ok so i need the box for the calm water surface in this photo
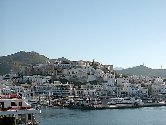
[37,107,166,125]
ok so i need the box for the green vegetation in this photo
[116,65,166,78]
[0,51,49,75]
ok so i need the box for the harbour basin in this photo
[38,106,166,125]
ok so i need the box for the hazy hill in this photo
[116,65,166,78]
[0,51,49,75]
[114,67,124,70]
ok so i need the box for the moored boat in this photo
[107,97,144,108]
[0,94,41,125]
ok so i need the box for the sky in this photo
[1,0,166,69]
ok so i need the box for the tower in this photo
[142,62,144,66]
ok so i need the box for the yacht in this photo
[0,94,41,125]
[107,97,144,107]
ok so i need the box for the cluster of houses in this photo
[0,58,166,102]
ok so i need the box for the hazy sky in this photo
[1,0,166,69]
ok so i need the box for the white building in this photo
[103,73,113,81]
[160,85,166,94]
[34,82,73,97]
[154,77,164,85]
[30,75,51,85]
[1,86,24,95]
[139,87,148,97]
[116,78,129,86]
[151,84,160,96]
[120,83,139,96]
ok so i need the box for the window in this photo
[19,102,22,106]
[11,102,17,106]
[28,114,32,120]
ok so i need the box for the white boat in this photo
[107,97,144,106]
[0,94,41,125]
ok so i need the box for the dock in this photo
[66,103,166,110]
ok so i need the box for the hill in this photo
[0,51,49,75]
[116,65,166,78]
[113,67,124,70]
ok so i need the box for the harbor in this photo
[36,95,166,110]
[2,0,166,124]
[1,53,166,124]
[38,106,166,125]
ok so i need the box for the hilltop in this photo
[0,51,49,75]
[116,65,166,78]
[1,51,166,78]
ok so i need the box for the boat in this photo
[67,97,104,110]
[0,94,41,125]
[107,97,144,108]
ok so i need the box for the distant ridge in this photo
[0,51,49,75]
[113,67,124,70]
[116,65,166,78]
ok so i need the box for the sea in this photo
[37,107,166,125]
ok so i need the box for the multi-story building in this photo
[116,78,129,86]
[34,81,73,97]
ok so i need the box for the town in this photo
[1,57,166,110]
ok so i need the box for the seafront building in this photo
[0,74,165,100]
[0,58,166,105]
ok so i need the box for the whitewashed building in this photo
[116,78,129,86]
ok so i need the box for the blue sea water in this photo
[38,107,166,125]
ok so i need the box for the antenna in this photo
[161,65,162,69]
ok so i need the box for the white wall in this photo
[117,78,129,85]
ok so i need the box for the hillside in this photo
[0,51,49,75]
[1,51,166,78]
[116,65,166,78]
